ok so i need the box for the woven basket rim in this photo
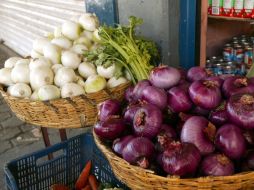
[93,131,254,182]
[0,82,131,103]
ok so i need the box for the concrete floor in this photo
[0,44,89,189]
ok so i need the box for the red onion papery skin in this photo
[133,104,162,139]
[133,80,151,101]
[94,117,126,141]
[112,135,135,156]
[227,93,254,129]
[162,142,201,176]
[215,124,246,159]
[187,66,208,82]
[124,86,135,102]
[167,86,193,113]
[247,151,254,169]
[122,137,155,169]
[97,99,121,121]
[209,102,228,126]
[201,154,234,176]
[243,130,254,146]
[191,106,210,116]
[156,124,177,152]
[189,80,222,110]
[222,76,254,98]
[181,116,216,155]
[206,76,224,88]
[149,65,181,89]
[123,103,141,124]
[141,85,167,110]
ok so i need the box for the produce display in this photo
[94,65,254,177]
[0,14,159,101]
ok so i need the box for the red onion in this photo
[189,80,221,110]
[215,124,246,159]
[162,142,201,176]
[149,65,181,89]
[124,86,135,102]
[112,135,135,156]
[133,104,162,139]
[167,86,192,113]
[122,137,155,169]
[181,116,215,155]
[209,102,228,126]
[94,117,126,141]
[247,151,254,169]
[133,80,151,100]
[206,76,224,88]
[227,93,254,129]
[222,76,254,98]
[141,85,167,110]
[123,103,141,124]
[98,99,121,121]
[191,106,210,116]
[156,124,177,152]
[187,66,208,82]
[201,154,234,176]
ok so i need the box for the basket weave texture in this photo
[94,132,254,190]
[0,82,130,128]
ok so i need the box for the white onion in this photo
[51,64,63,74]
[79,13,99,32]
[77,76,86,88]
[74,37,92,48]
[54,26,63,38]
[33,37,50,54]
[62,21,82,40]
[43,43,61,65]
[97,64,115,79]
[45,32,54,40]
[61,83,85,98]
[51,37,72,49]
[107,77,128,88]
[81,30,94,40]
[38,85,60,101]
[70,14,81,22]
[84,75,106,93]
[4,57,22,68]
[78,62,97,79]
[71,44,88,55]
[8,83,32,98]
[0,68,13,86]
[11,64,30,84]
[54,67,77,87]
[93,29,101,42]
[16,59,30,65]
[31,49,43,59]
[30,66,54,90]
[30,90,39,101]
[61,50,81,69]
[29,57,52,70]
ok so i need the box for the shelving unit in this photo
[200,1,254,67]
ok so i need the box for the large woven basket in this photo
[0,83,130,128]
[94,132,254,190]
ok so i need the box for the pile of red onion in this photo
[94,65,254,178]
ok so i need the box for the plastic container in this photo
[4,133,129,190]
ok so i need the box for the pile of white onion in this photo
[0,13,128,101]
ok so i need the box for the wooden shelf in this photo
[208,15,254,22]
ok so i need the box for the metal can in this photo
[214,63,224,75]
[223,65,235,75]
[234,0,244,17]
[243,0,254,18]
[234,45,244,63]
[223,46,234,61]
[223,0,234,16]
[243,42,250,47]
[240,63,247,75]
[244,46,253,66]
[233,37,239,41]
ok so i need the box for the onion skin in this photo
[189,80,222,110]
[215,124,246,159]
[222,76,254,98]
[133,104,162,139]
[98,99,121,121]
[124,86,135,102]
[167,86,192,113]
[123,103,141,124]
[209,102,228,126]
[227,93,254,129]
[149,65,181,89]
[187,67,208,82]
[201,154,234,176]
[162,142,201,176]
[133,80,151,101]
[122,137,155,169]
[156,124,177,152]
[94,118,126,141]
[181,116,215,155]
[141,86,167,110]
[112,135,135,156]
[206,76,224,88]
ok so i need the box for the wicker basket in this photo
[0,82,130,128]
[94,132,254,190]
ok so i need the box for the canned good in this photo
[244,46,253,66]
[234,0,244,17]
[234,45,244,63]
[223,46,234,61]
[240,63,247,75]
[223,65,236,74]
[243,0,254,18]
[212,0,224,15]
[233,37,239,41]
[223,0,234,16]
[213,63,224,75]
